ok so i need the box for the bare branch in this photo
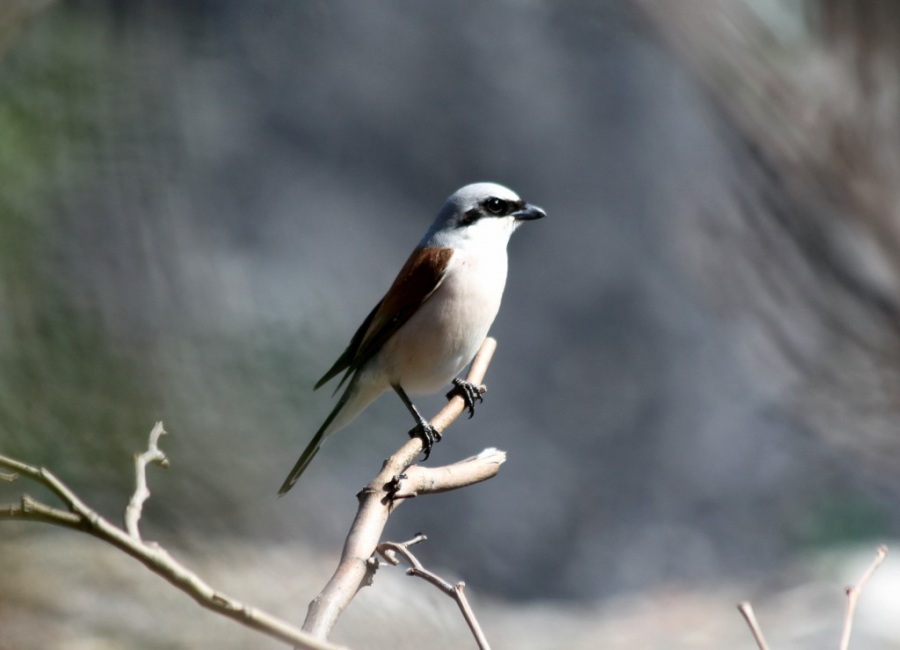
[377,535,491,650]
[0,431,346,650]
[736,601,770,650]
[125,421,169,540]
[738,544,889,650]
[0,450,100,520]
[840,545,888,650]
[303,337,501,640]
[1,494,85,528]
[389,448,506,499]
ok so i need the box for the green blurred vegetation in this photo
[795,493,889,549]
[0,6,157,490]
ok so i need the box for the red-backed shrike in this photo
[278,182,545,494]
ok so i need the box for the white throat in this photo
[422,215,518,252]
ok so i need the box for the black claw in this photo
[446,378,485,418]
[408,422,442,460]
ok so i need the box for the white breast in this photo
[377,244,509,395]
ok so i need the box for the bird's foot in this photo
[408,421,442,460]
[446,378,485,418]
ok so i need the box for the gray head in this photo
[421,182,545,249]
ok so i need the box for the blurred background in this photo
[2,1,900,648]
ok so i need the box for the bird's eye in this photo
[484,197,508,215]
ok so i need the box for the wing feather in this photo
[314,246,453,389]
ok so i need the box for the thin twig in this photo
[377,535,491,650]
[302,337,500,640]
[839,545,888,650]
[0,429,345,650]
[737,601,770,650]
[125,421,169,540]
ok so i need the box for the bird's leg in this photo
[392,385,442,460]
[446,377,485,419]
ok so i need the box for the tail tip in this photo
[277,477,296,496]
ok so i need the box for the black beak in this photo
[513,203,546,221]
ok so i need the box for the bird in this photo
[278,182,545,495]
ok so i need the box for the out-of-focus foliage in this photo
[0,7,157,493]
[640,0,900,480]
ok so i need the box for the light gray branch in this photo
[0,427,346,650]
[378,535,491,650]
[389,447,506,499]
[302,337,502,641]
[125,420,169,540]
[736,601,770,650]
[737,544,889,650]
[840,545,888,650]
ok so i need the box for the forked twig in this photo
[377,534,491,650]
[737,544,889,650]
[302,337,503,641]
[1,339,506,648]
[840,545,888,650]
[0,426,343,650]
[125,421,169,540]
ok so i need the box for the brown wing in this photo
[315,246,453,390]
